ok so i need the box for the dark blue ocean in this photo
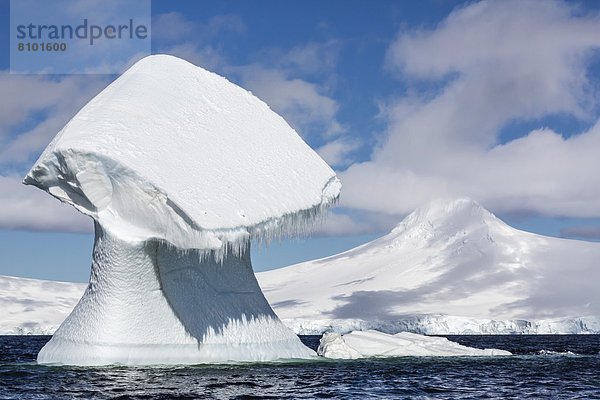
[1,335,599,399]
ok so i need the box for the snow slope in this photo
[0,275,84,335]
[257,198,600,334]
[22,55,339,365]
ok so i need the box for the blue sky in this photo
[1,0,600,282]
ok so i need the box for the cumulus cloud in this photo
[232,64,344,139]
[341,0,600,218]
[0,74,109,166]
[152,12,346,141]
[308,208,402,238]
[560,226,600,240]
[0,176,91,232]
[152,12,196,42]
[230,41,346,140]
[254,40,341,76]
[238,42,345,139]
[151,13,246,71]
[311,212,374,237]
[316,138,360,167]
[160,43,225,71]
[143,17,353,235]
[1,12,349,233]
[153,12,245,43]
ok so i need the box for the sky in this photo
[1,0,600,282]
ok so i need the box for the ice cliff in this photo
[24,54,340,365]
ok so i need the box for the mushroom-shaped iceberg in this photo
[24,55,341,365]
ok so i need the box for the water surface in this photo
[1,335,598,399]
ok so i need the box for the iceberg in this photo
[317,330,511,359]
[23,55,340,365]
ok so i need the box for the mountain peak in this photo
[389,197,499,246]
[258,198,600,332]
[394,197,493,228]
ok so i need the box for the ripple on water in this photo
[0,335,598,399]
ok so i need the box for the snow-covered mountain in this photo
[0,275,85,335]
[257,198,600,334]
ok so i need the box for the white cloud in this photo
[204,14,246,36]
[310,212,374,237]
[161,43,225,71]
[0,176,91,232]
[255,40,341,76]
[232,65,344,138]
[0,71,107,232]
[151,13,246,72]
[1,11,350,233]
[341,0,600,218]
[235,41,345,139]
[153,13,245,43]
[152,12,196,42]
[281,41,339,74]
[0,13,235,170]
[560,226,600,240]
[0,74,109,165]
[152,12,346,141]
[316,138,360,167]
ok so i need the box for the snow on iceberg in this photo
[317,330,511,359]
[23,54,340,365]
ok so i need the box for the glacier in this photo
[279,315,600,336]
[23,54,340,365]
[257,198,600,335]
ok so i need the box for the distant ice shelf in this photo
[281,315,600,335]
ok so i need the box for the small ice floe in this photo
[537,349,576,356]
[317,330,511,359]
